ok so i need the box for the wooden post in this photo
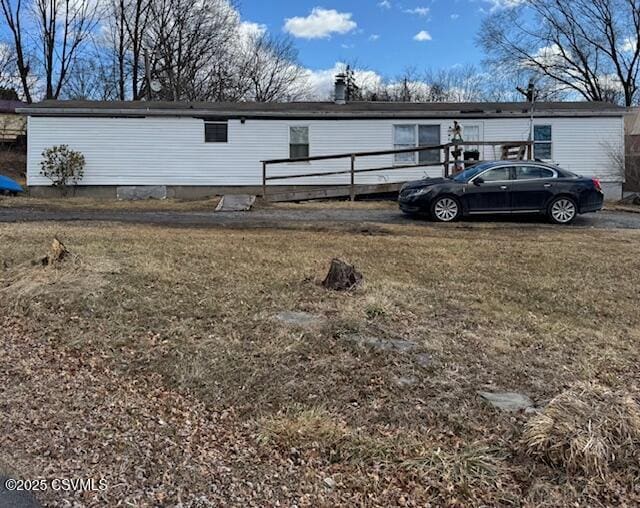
[262,161,267,199]
[444,144,450,178]
[350,154,356,201]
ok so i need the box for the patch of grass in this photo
[520,382,640,477]
[1,219,640,505]
[402,444,510,492]
[0,196,219,211]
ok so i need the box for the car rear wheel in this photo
[431,196,461,222]
[548,196,577,224]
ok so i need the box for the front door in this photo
[463,166,512,212]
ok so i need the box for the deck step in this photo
[266,182,404,202]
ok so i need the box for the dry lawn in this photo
[1,218,640,506]
[0,195,220,212]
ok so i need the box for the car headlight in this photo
[409,187,429,197]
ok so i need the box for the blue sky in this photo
[239,1,501,77]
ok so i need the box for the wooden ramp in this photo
[262,140,533,203]
[266,182,404,202]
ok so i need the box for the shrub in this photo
[39,145,85,194]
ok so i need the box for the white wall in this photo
[26,115,624,188]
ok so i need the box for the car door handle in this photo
[500,185,508,190]
[543,183,552,188]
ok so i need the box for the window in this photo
[418,125,440,164]
[462,124,481,158]
[204,122,228,143]
[479,167,511,182]
[394,124,441,164]
[534,125,552,159]
[514,165,555,180]
[394,125,417,163]
[289,126,309,159]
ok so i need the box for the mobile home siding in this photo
[26,115,624,192]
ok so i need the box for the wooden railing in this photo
[262,140,533,201]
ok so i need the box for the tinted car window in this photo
[515,166,555,179]
[479,167,511,182]
[452,162,494,182]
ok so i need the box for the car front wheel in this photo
[431,196,461,222]
[548,196,577,224]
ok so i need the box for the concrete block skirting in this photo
[27,185,267,200]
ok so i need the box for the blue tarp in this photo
[0,175,24,193]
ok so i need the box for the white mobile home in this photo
[19,98,626,200]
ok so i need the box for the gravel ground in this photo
[1,206,640,230]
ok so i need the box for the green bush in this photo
[40,145,85,194]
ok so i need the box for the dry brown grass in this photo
[1,219,640,506]
[0,195,220,211]
[520,382,640,477]
[1,251,119,313]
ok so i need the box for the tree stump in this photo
[322,258,363,291]
[41,237,69,266]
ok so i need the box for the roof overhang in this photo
[16,100,627,119]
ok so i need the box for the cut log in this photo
[322,258,363,291]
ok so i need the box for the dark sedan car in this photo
[398,161,604,224]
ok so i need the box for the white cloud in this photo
[531,44,564,67]
[239,21,267,39]
[404,7,430,16]
[378,0,391,8]
[622,37,638,53]
[369,34,380,41]
[413,30,432,42]
[484,0,525,11]
[284,8,357,39]
[304,62,383,99]
[450,13,460,20]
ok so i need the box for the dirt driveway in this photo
[1,204,640,230]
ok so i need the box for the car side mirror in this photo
[473,177,484,186]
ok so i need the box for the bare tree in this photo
[1,0,34,102]
[244,34,309,102]
[358,65,489,102]
[62,54,118,99]
[0,43,18,94]
[0,0,99,102]
[146,0,238,101]
[33,0,100,99]
[480,0,640,106]
[107,0,152,99]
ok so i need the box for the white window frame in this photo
[460,123,482,156]
[533,124,553,160]
[393,124,441,165]
[393,124,419,165]
[288,125,310,161]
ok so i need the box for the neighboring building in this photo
[18,93,626,199]
[0,100,27,144]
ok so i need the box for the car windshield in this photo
[451,162,495,182]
